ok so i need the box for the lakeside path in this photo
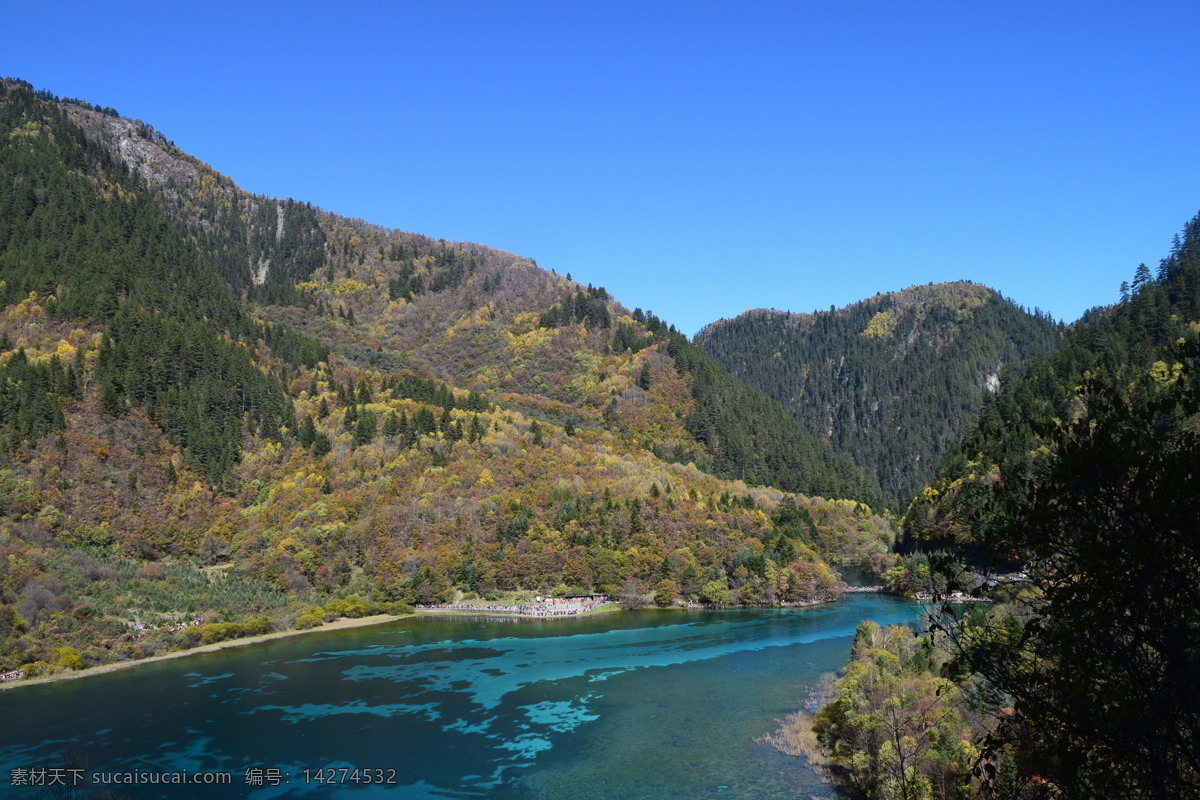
[0,614,412,692]
[415,598,619,618]
[419,604,624,616]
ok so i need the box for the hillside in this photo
[0,79,892,678]
[884,219,1200,798]
[905,227,1200,553]
[695,282,1063,504]
[53,83,882,507]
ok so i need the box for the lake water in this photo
[0,595,922,799]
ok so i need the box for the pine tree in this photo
[1132,262,1153,293]
[100,380,124,417]
[414,407,437,436]
[629,499,644,537]
[297,414,316,447]
[382,411,401,437]
[352,410,376,448]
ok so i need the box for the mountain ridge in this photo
[885,215,1200,799]
[39,77,882,505]
[695,280,1064,503]
[0,77,892,678]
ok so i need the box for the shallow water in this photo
[0,595,922,799]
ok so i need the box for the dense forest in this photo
[0,80,316,489]
[695,284,1062,504]
[0,78,894,679]
[4,77,1195,800]
[828,220,1200,799]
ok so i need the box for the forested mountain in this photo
[695,283,1063,504]
[5,75,1194,798]
[875,220,1200,798]
[0,80,315,491]
[905,222,1200,554]
[0,78,892,677]
[50,81,881,507]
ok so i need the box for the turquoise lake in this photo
[0,595,922,799]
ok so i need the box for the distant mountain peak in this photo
[695,281,1062,503]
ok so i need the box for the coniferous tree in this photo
[352,410,376,448]
[414,407,437,437]
[297,414,316,448]
[99,380,124,418]
[382,411,402,437]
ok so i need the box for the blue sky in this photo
[7,1,1200,335]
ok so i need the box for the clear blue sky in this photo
[7,1,1200,335]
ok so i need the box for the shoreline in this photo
[2,592,882,691]
[1,602,622,691]
[0,613,412,692]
